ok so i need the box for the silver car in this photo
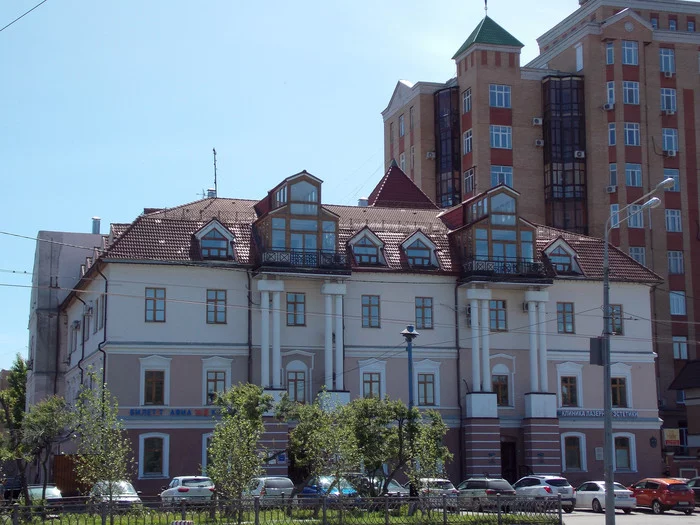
[160,476,215,503]
[248,476,295,505]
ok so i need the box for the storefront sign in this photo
[663,428,680,446]
[127,407,221,417]
[557,409,638,418]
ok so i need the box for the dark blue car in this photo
[298,476,359,503]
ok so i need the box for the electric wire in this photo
[0,0,49,33]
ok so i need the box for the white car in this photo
[160,476,215,503]
[90,480,142,507]
[575,481,635,514]
[513,475,575,513]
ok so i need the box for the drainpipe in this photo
[455,283,465,483]
[74,295,86,384]
[53,309,64,395]
[96,267,108,387]
[247,270,253,383]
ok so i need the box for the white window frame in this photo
[608,123,616,146]
[201,356,232,406]
[664,168,680,192]
[623,81,639,105]
[606,82,615,105]
[410,145,415,169]
[660,48,676,73]
[358,358,387,399]
[286,359,310,403]
[138,432,170,479]
[140,355,172,406]
[668,250,684,274]
[611,363,633,409]
[609,163,617,185]
[624,123,640,146]
[489,84,511,108]
[670,291,687,315]
[463,129,473,154]
[202,433,213,475]
[398,114,405,137]
[464,168,475,194]
[414,359,441,407]
[622,40,638,65]
[629,247,646,265]
[673,336,688,359]
[625,163,642,187]
[489,125,512,149]
[661,88,677,111]
[399,152,406,172]
[662,128,678,153]
[627,205,644,229]
[561,432,588,472]
[462,88,472,113]
[665,209,682,232]
[606,41,614,64]
[610,204,620,228]
[613,432,637,472]
[575,42,583,71]
[491,165,513,187]
[401,231,440,268]
[669,19,677,31]
[491,359,514,408]
[556,362,584,408]
[650,16,659,29]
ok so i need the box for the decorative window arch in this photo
[414,359,441,406]
[139,355,171,406]
[358,359,387,399]
[561,432,587,472]
[347,228,386,266]
[556,362,584,408]
[285,359,309,403]
[544,239,582,275]
[202,356,232,405]
[613,432,637,472]
[139,432,169,479]
[611,363,633,408]
[491,362,513,407]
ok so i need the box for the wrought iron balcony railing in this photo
[462,257,547,278]
[259,249,350,271]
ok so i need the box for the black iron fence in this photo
[259,250,350,271]
[462,258,547,278]
[0,495,563,525]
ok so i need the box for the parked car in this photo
[160,476,215,503]
[629,477,694,514]
[418,478,459,509]
[456,476,516,511]
[574,481,635,514]
[344,474,408,498]
[90,480,142,507]
[686,477,700,504]
[248,476,295,505]
[297,476,359,500]
[1,477,23,500]
[513,475,575,513]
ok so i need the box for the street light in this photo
[602,176,674,525]
[401,325,419,410]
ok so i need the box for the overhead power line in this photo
[0,0,49,33]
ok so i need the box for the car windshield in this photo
[668,483,690,491]
[427,481,455,490]
[29,487,61,499]
[97,481,137,495]
[489,480,514,490]
[182,478,213,488]
[319,477,353,490]
[545,479,569,487]
[387,480,404,490]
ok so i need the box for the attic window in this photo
[201,229,231,259]
[353,237,380,264]
[406,239,432,267]
[549,246,572,273]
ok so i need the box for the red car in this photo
[628,478,694,515]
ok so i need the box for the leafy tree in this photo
[0,355,31,503]
[404,410,452,492]
[207,383,272,502]
[73,369,134,500]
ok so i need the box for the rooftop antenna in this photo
[484,0,488,15]
[197,188,207,199]
[213,148,218,196]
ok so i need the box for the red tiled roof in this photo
[367,163,438,209]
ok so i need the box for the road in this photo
[564,509,697,525]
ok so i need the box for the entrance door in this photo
[501,442,517,484]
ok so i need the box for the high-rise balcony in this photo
[462,257,549,282]
[257,249,351,275]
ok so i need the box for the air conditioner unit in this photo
[603,102,615,111]
[665,150,677,157]
[574,150,586,159]
[426,151,436,160]
[664,71,674,78]
[664,109,676,116]
[532,117,543,126]
[535,139,545,147]
[606,185,617,193]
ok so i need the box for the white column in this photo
[470,298,480,392]
[480,299,491,392]
[537,301,548,391]
[272,291,282,389]
[528,301,539,392]
[334,294,344,390]
[324,293,333,389]
[260,290,270,388]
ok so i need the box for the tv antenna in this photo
[213,148,218,196]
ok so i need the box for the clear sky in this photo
[0,0,579,371]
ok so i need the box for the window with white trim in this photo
[490,125,512,149]
[140,356,171,406]
[463,88,472,113]
[609,163,617,185]
[650,16,659,29]
[398,114,405,137]
[286,360,308,403]
[624,123,640,146]
[669,19,678,30]
[464,168,475,194]
[463,129,472,154]
[606,82,615,105]
[139,432,169,479]
[359,359,386,399]
[557,362,583,408]
[661,88,677,111]
[629,247,645,265]
[625,163,642,187]
[611,378,628,408]
[673,336,688,359]
[670,291,687,315]
[662,128,678,153]
[399,152,406,172]
[415,360,440,407]
[622,41,638,65]
[665,209,682,232]
[490,166,513,188]
[664,168,680,192]
[660,48,676,73]
[410,145,415,169]
[613,433,637,472]
[606,42,614,64]
[561,432,587,472]
[575,43,583,71]
[491,363,512,407]
[489,84,511,108]
[610,204,620,228]
[668,250,684,274]
[608,123,616,146]
[202,356,232,405]
[627,204,644,229]
[623,81,639,105]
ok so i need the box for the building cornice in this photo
[381,80,448,121]
[453,44,522,63]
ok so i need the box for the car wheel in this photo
[473,498,482,512]
[623,508,632,514]
[564,505,574,513]
[684,509,693,515]
[592,499,603,513]
[651,500,663,514]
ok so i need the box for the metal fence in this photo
[0,495,563,525]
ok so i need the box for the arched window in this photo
[139,432,169,479]
[286,360,308,404]
[561,432,587,472]
[613,433,636,471]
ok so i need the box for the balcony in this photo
[462,257,549,282]
[257,249,350,275]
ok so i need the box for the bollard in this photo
[11,503,18,525]
[557,494,563,523]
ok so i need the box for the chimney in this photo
[207,188,217,198]
[358,197,369,207]
[91,217,101,235]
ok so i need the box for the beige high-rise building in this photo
[383,0,700,474]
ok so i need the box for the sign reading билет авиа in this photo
[126,407,222,417]
[557,409,638,418]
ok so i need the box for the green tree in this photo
[73,369,134,500]
[404,410,452,491]
[0,355,31,503]
[207,383,272,502]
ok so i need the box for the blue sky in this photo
[0,0,578,371]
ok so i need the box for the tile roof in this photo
[452,16,524,59]
[669,361,700,390]
[367,162,438,210]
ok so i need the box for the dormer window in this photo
[354,237,379,264]
[490,193,516,226]
[407,239,432,267]
[201,230,230,259]
[549,246,572,273]
[290,181,318,215]
[275,186,287,207]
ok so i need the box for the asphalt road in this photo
[564,508,698,525]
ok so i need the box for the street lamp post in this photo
[402,325,419,410]
[602,176,674,525]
